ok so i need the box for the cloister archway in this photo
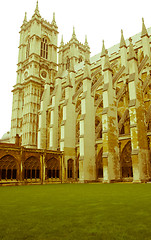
[45,158,60,179]
[23,156,40,180]
[0,155,18,181]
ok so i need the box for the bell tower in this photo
[11,1,58,147]
[58,28,89,73]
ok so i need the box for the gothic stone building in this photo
[1,2,151,184]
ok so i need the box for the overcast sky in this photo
[0,0,151,138]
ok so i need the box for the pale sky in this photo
[0,0,151,139]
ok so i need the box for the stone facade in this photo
[7,2,151,184]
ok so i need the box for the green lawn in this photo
[0,183,151,240]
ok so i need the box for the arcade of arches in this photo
[0,137,151,185]
[0,142,63,185]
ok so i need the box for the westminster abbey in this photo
[0,1,151,185]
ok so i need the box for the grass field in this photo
[0,183,151,240]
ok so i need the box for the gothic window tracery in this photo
[23,156,40,180]
[0,155,18,181]
[45,158,60,179]
[40,38,48,59]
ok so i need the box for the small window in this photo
[40,38,48,59]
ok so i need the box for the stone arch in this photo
[0,155,18,181]
[45,157,60,179]
[67,159,74,179]
[41,35,50,43]
[121,141,133,178]
[23,156,40,180]
[96,148,103,179]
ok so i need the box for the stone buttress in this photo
[79,59,96,182]
[127,38,150,182]
[102,50,120,183]
[60,70,76,180]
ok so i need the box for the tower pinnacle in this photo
[128,37,136,60]
[85,35,88,46]
[120,29,126,48]
[71,26,77,39]
[101,40,106,57]
[141,18,148,37]
[23,12,27,24]
[32,0,41,18]
[60,35,64,46]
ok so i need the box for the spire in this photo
[85,35,88,46]
[128,37,137,61]
[32,0,41,18]
[23,12,27,24]
[120,29,126,48]
[51,12,57,27]
[141,18,148,38]
[101,40,106,57]
[71,26,77,39]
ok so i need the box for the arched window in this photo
[26,39,30,58]
[66,57,70,70]
[40,38,48,59]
